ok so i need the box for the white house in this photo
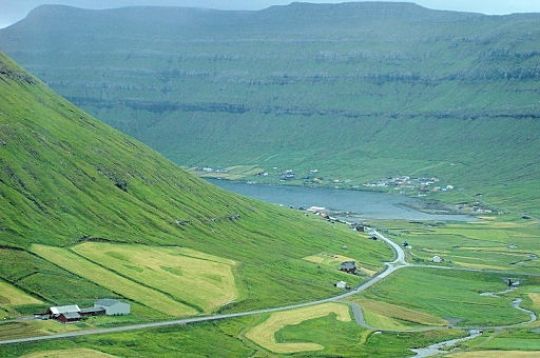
[94,299,131,316]
[48,305,80,316]
[335,281,348,289]
[431,256,443,263]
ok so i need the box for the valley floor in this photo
[1,220,539,357]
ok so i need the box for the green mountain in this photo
[0,52,389,317]
[1,2,540,215]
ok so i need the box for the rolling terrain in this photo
[0,51,391,333]
[1,2,540,356]
[1,2,540,215]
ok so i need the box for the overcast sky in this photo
[2,0,540,28]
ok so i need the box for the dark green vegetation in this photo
[1,2,540,215]
[0,51,390,321]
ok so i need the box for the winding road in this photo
[0,229,535,348]
[0,230,407,346]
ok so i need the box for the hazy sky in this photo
[2,0,540,28]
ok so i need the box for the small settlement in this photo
[45,299,130,323]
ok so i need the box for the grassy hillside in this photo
[0,52,391,320]
[1,2,539,215]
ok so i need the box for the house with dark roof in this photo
[340,261,357,274]
[57,312,81,323]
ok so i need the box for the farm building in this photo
[57,312,82,323]
[431,256,443,263]
[335,281,348,289]
[340,261,357,274]
[80,306,106,316]
[94,299,131,316]
[48,305,80,317]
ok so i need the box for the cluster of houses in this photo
[44,299,130,323]
[363,176,455,194]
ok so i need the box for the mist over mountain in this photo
[1,2,540,215]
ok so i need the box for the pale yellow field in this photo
[31,245,196,316]
[245,303,351,354]
[529,293,540,309]
[0,281,42,306]
[303,252,376,276]
[73,243,238,313]
[355,298,447,331]
[448,351,540,358]
[453,261,509,271]
[22,348,116,358]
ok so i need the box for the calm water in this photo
[209,180,473,222]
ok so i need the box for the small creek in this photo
[411,286,538,357]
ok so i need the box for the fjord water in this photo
[209,180,473,221]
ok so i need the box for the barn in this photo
[94,299,131,316]
[57,312,82,323]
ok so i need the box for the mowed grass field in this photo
[353,298,448,331]
[31,245,197,316]
[361,267,530,327]
[73,243,238,313]
[244,303,351,353]
[380,219,540,274]
[21,348,117,358]
[0,281,42,318]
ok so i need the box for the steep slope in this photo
[0,52,390,314]
[1,2,539,214]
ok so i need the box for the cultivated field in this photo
[383,219,540,274]
[31,245,196,316]
[0,281,42,318]
[73,243,238,313]
[0,281,42,307]
[22,348,116,358]
[353,298,447,330]
[361,267,530,327]
[244,303,351,353]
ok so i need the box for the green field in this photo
[354,298,448,331]
[378,218,540,274]
[360,267,531,327]
[244,303,351,353]
[0,312,466,358]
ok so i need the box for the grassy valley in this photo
[1,2,540,215]
[1,2,540,357]
[0,51,392,338]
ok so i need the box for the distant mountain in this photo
[1,2,539,215]
[0,52,388,311]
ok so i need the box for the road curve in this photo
[0,230,406,346]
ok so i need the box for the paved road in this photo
[0,230,406,346]
[1,228,536,346]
